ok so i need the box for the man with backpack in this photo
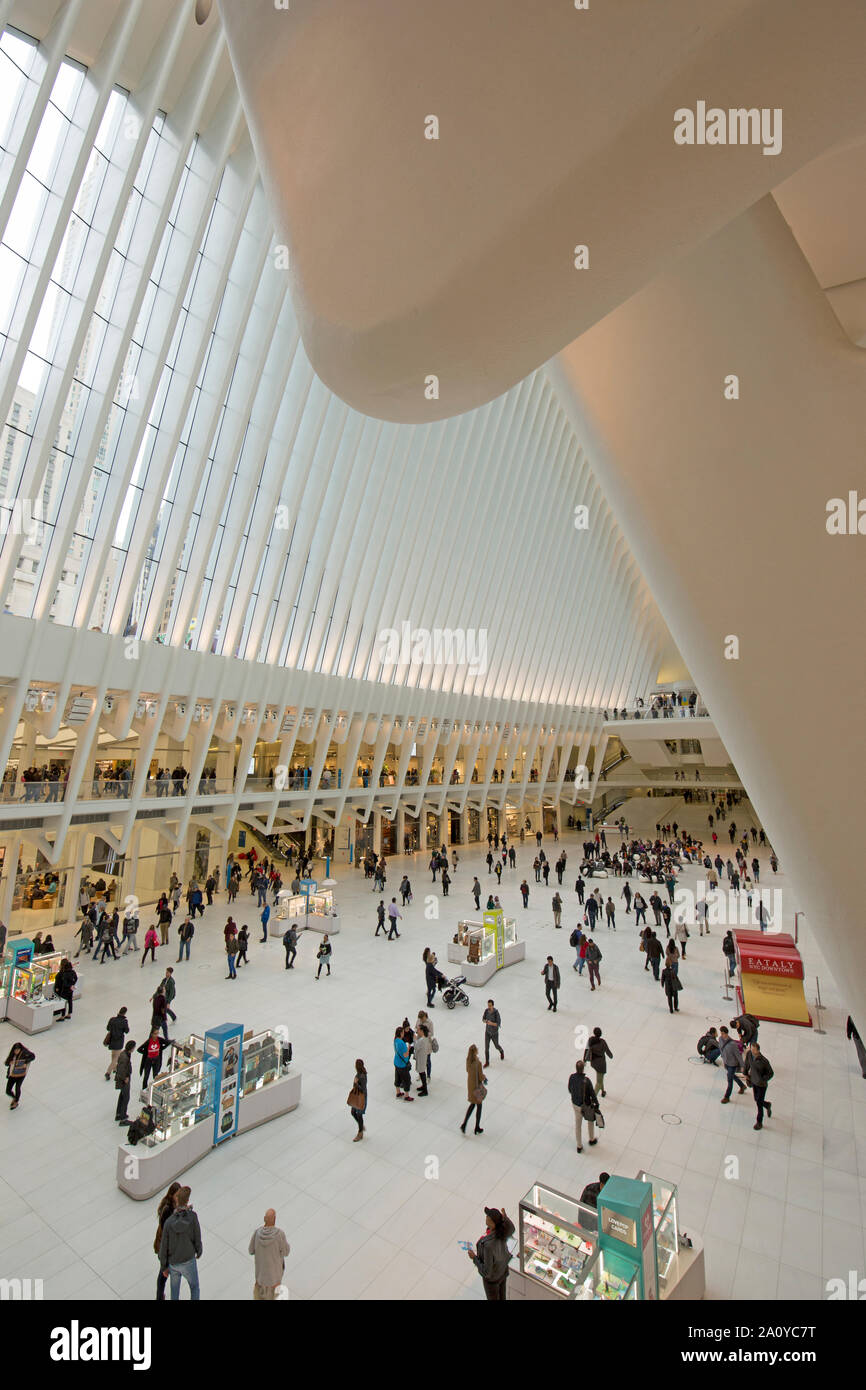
[744,1042,774,1130]
[569,924,583,971]
[283,923,298,969]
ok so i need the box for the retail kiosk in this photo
[276,879,340,934]
[116,1023,302,1200]
[508,1171,704,1301]
[447,909,525,985]
[0,940,83,1034]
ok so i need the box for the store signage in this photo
[483,909,505,969]
[601,1210,637,1247]
[738,948,802,978]
[205,1023,245,1147]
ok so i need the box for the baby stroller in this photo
[441,974,470,1009]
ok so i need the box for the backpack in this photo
[569,929,579,947]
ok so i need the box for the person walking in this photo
[633,892,647,926]
[441,867,451,897]
[141,924,159,967]
[646,931,662,982]
[283,923,298,969]
[568,1059,599,1153]
[585,934,602,991]
[722,929,736,978]
[621,881,632,914]
[236,926,249,968]
[660,959,682,1013]
[461,1043,486,1133]
[225,931,238,980]
[159,1186,202,1301]
[387,899,402,939]
[393,1026,414,1102]
[74,915,94,958]
[96,916,117,964]
[157,968,177,1022]
[315,933,332,978]
[414,1026,432,1096]
[153,1184,180,1301]
[138,1029,170,1089]
[467,1206,515,1300]
[719,1026,747,1103]
[121,907,139,955]
[604,897,616,930]
[575,874,585,906]
[552,891,563,928]
[744,1041,774,1130]
[348,1059,368,1140]
[5,1041,35,1110]
[375,900,386,936]
[520,879,530,908]
[541,956,561,1011]
[157,900,173,947]
[586,1026,612,1097]
[399,876,412,906]
[176,916,194,962]
[482,1000,505,1066]
[678,917,692,961]
[104,1006,129,1079]
[114,1039,136,1124]
[248,1209,291,1299]
[472,877,481,911]
[260,901,271,943]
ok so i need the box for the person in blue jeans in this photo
[159,1186,202,1301]
[570,926,584,971]
[260,903,270,942]
[718,1028,747,1103]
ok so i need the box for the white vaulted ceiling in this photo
[0,0,666,716]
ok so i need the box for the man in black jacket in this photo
[104,1007,129,1079]
[731,1013,759,1049]
[568,1061,599,1152]
[541,957,561,1012]
[114,1039,135,1123]
[745,1042,774,1130]
[159,1186,203,1300]
[580,1172,610,1209]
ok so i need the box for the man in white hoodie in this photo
[249,1209,290,1300]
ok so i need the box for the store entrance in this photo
[426,811,441,848]
[403,816,419,853]
[381,818,396,856]
[486,806,499,838]
[449,810,462,844]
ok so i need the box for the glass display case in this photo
[276,892,307,921]
[309,888,335,917]
[7,961,50,1003]
[240,1030,281,1095]
[146,1057,214,1145]
[636,1170,679,1291]
[519,1184,598,1298]
[570,1247,639,1301]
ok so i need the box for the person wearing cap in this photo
[466,1205,516,1300]
[579,1172,610,1209]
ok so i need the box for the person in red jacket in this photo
[141,925,159,967]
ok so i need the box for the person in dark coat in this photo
[467,1206,516,1300]
[114,1039,136,1123]
[541,957,561,1011]
[5,1041,35,1109]
[54,959,77,1019]
[586,1027,613,1097]
[847,1017,866,1078]
[660,961,682,1013]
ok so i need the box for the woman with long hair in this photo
[349,1059,367,1141]
[153,1183,180,1301]
[461,1043,486,1135]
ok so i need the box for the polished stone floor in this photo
[0,799,862,1301]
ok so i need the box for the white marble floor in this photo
[0,802,863,1301]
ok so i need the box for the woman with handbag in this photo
[461,1043,486,1134]
[347,1059,367,1141]
[5,1041,35,1110]
[316,934,332,979]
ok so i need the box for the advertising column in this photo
[204,1023,245,1146]
[483,909,505,970]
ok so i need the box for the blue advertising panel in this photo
[204,1023,244,1146]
